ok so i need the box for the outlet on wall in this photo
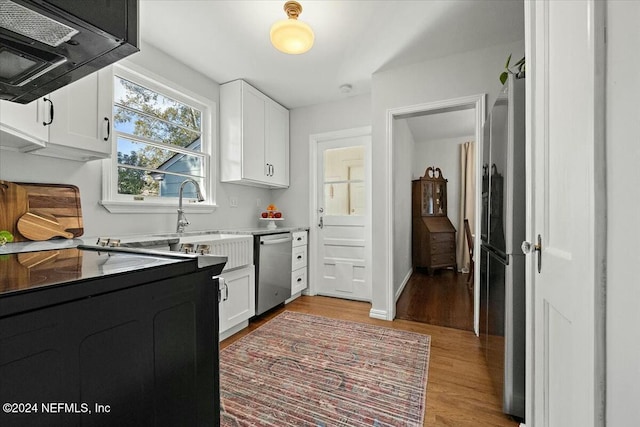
[229,196,238,208]
[256,198,261,208]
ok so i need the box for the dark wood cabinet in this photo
[412,167,457,273]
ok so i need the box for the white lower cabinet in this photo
[291,268,307,295]
[288,231,308,301]
[218,265,255,341]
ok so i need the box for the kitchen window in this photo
[100,64,215,213]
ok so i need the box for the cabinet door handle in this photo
[103,117,110,141]
[265,163,274,176]
[217,277,228,302]
[270,164,274,176]
[42,98,54,126]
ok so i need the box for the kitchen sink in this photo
[120,232,253,272]
[168,233,253,271]
[166,233,246,242]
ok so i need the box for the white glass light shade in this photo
[270,19,314,54]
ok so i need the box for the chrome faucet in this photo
[176,179,205,233]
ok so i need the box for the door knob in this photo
[521,241,536,254]
[521,234,542,273]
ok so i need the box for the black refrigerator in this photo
[479,74,526,420]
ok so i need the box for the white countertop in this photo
[0,226,309,254]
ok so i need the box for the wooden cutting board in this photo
[17,212,75,240]
[16,182,84,240]
[0,181,29,241]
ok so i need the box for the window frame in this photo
[100,63,216,214]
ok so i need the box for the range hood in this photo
[0,0,138,104]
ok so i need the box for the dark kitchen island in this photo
[0,245,225,427]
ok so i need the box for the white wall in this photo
[392,119,414,296]
[371,40,524,317]
[0,42,272,238]
[606,2,640,424]
[271,93,372,226]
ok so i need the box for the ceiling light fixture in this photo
[270,1,314,55]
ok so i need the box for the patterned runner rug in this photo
[220,311,431,426]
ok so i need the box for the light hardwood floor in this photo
[221,295,520,427]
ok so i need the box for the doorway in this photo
[387,94,485,334]
[308,127,372,302]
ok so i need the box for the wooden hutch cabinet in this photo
[412,167,457,273]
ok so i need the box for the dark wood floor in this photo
[396,268,474,331]
[222,295,519,427]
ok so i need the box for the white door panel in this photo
[526,0,605,425]
[310,129,372,302]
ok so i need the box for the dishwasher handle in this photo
[260,237,291,245]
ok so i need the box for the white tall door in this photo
[526,0,605,425]
[313,131,371,301]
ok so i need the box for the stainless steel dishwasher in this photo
[255,232,292,315]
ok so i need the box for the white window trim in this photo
[100,62,217,214]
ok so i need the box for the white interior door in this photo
[310,129,372,301]
[526,0,605,425]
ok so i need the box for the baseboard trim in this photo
[369,308,389,320]
[395,268,413,302]
[219,321,248,341]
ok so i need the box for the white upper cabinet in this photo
[45,72,112,161]
[220,80,289,188]
[266,100,289,187]
[0,98,48,152]
[0,72,111,161]
[240,85,267,183]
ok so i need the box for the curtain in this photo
[457,141,475,272]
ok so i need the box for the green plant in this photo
[499,54,525,84]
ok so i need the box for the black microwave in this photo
[0,0,138,104]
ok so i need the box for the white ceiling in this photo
[139,0,524,110]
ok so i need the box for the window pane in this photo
[117,138,204,176]
[324,183,349,215]
[323,145,365,216]
[110,70,210,203]
[114,106,201,148]
[117,166,160,196]
[324,183,364,216]
[158,175,204,199]
[114,77,201,131]
[117,166,204,199]
[323,146,364,183]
